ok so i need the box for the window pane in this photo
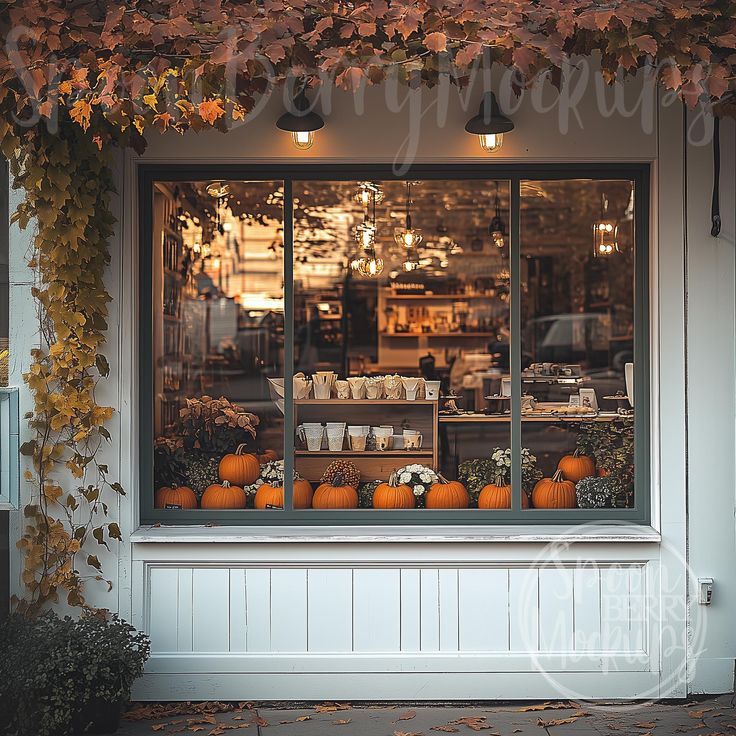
[520,180,636,512]
[152,180,284,511]
[292,180,510,512]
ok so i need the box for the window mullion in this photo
[283,179,295,512]
[510,178,522,512]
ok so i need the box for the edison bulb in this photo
[394,227,423,249]
[479,132,503,153]
[292,130,315,150]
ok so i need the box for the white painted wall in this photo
[7,63,736,699]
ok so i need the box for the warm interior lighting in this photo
[592,195,619,257]
[479,133,503,153]
[292,130,315,150]
[394,226,423,249]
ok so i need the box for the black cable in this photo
[711,115,721,237]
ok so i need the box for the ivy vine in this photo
[1,118,124,613]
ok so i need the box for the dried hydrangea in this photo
[575,475,624,509]
[395,464,439,497]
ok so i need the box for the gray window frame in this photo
[138,163,650,526]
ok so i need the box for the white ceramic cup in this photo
[404,433,423,449]
[374,434,393,451]
[424,380,441,400]
[347,376,367,399]
[301,425,325,452]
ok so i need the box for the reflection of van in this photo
[524,313,633,370]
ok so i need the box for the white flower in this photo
[400,473,411,484]
[414,484,425,495]
[420,473,431,482]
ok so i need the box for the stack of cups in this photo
[372,425,394,451]
[325,422,347,451]
[299,423,325,452]
[348,425,369,451]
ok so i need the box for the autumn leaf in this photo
[332,719,351,725]
[431,728,459,733]
[70,99,92,131]
[396,710,417,721]
[537,712,589,728]
[198,99,225,125]
[449,717,492,731]
[425,32,447,53]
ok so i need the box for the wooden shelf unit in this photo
[294,397,439,482]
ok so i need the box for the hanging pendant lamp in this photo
[276,87,325,150]
[465,92,514,153]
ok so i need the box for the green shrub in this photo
[0,610,150,736]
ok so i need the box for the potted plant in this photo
[459,447,542,506]
[0,610,150,736]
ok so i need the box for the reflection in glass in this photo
[152,181,284,510]
[520,180,636,511]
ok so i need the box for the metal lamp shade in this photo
[464,92,515,135]
[276,91,325,133]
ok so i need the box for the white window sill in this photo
[131,523,661,544]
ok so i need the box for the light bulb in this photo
[479,132,503,153]
[394,227,423,249]
[354,222,376,248]
[491,230,505,249]
[292,130,315,150]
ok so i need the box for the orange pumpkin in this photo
[155,485,197,509]
[557,449,596,484]
[372,477,415,509]
[313,473,359,509]
[219,444,260,486]
[531,470,577,509]
[257,448,279,464]
[201,480,247,509]
[426,477,469,509]
[254,478,313,509]
[478,483,530,509]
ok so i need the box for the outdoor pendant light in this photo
[489,182,507,249]
[592,194,619,257]
[465,91,514,153]
[355,181,384,207]
[276,87,324,150]
[394,181,423,249]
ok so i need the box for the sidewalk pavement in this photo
[121,694,735,736]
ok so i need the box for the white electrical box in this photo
[698,578,714,605]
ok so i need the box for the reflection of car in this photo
[524,313,633,370]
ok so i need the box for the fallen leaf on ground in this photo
[518,702,575,712]
[253,717,269,727]
[152,726,167,732]
[396,710,418,721]
[537,712,589,728]
[431,727,459,733]
[333,719,352,725]
[634,723,657,729]
[296,716,312,722]
[315,703,352,712]
[449,716,492,731]
[690,710,713,719]
[394,731,423,736]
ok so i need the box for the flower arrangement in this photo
[575,475,626,509]
[459,448,542,505]
[242,460,305,498]
[395,464,439,498]
[176,395,259,454]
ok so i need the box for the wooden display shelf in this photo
[439,412,623,423]
[295,450,433,456]
[380,332,495,338]
[294,398,436,405]
[384,293,493,300]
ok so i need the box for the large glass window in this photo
[142,167,647,523]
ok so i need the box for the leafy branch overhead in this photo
[1,0,735,151]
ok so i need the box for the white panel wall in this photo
[135,552,659,700]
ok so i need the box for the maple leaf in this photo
[336,66,365,91]
[632,35,657,56]
[70,99,92,131]
[198,99,225,125]
[153,112,174,131]
[425,32,447,53]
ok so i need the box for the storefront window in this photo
[150,180,285,513]
[520,180,636,512]
[142,168,647,522]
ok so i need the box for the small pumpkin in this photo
[557,449,596,484]
[201,480,247,509]
[531,469,577,509]
[313,473,359,509]
[257,448,279,464]
[219,444,260,486]
[478,482,530,509]
[425,476,469,509]
[155,485,197,509]
[372,473,415,509]
[254,478,313,509]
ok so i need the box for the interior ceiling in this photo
[178,178,634,269]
